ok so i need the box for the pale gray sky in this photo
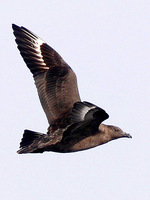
[1,1,150,199]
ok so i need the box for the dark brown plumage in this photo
[12,24,132,154]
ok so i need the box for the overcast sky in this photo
[1,1,150,199]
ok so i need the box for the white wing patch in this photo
[27,32,49,69]
[20,26,49,70]
[71,102,96,123]
[80,105,96,120]
[34,38,49,69]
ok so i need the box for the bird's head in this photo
[99,124,132,142]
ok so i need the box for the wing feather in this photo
[12,24,81,125]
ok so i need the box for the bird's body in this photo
[12,24,131,154]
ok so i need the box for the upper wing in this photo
[12,24,81,125]
[62,101,109,142]
[71,101,109,124]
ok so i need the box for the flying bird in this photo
[12,24,132,154]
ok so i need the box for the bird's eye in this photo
[113,128,118,132]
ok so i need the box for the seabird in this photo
[12,24,132,154]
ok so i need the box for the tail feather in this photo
[18,130,44,154]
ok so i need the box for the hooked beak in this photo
[122,132,132,138]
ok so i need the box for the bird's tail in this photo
[17,130,45,154]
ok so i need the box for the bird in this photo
[12,24,132,154]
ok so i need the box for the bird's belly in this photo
[69,134,106,152]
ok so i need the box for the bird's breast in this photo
[69,133,108,152]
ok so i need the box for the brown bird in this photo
[12,24,132,154]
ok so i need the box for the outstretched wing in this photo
[62,101,109,143]
[12,24,81,125]
[71,101,109,124]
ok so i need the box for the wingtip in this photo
[12,23,18,29]
[71,101,109,124]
